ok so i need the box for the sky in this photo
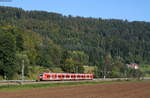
[0,0,149,22]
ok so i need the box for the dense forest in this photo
[0,6,150,79]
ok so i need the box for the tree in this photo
[0,31,17,79]
[16,33,24,51]
[1,6,150,78]
[61,58,84,73]
[102,54,113,78]
[16,52,29,79]
[111,57,125,77]
[68,51,89,65]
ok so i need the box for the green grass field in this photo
[0,79,149,91]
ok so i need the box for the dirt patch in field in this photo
[0,82,150,98]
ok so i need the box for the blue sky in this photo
[0,0,149,21]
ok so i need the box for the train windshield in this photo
[39,74,43,77]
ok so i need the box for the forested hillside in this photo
[0,6,150,79]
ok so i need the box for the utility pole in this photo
[103,66,106,79]
[21,59,25,83]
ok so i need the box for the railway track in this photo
[0,77,149,86]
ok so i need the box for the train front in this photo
[38,73,44,81]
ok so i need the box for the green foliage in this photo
[68,51,89,65]
[84,66,95,74]
[0,31,17,79]
[36,40,63,68]
[51,67,63,73]
[111,57,125,77]
[0,6,150,79]
[16,33,24,51]
[16,52,30,76]
[25,66,52,80]
[140,64,150,76]
[61,58,84,73]
[126,69,143,79]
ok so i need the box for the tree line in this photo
[0,6,149,79]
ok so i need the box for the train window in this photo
[47,75,50,78]
[52,75,56,77]
[71,75,75,77]
[58,75,62,78]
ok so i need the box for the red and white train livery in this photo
[38,73,94,81]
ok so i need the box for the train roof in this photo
[40,72,93,75]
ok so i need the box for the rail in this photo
[0,80,36,82]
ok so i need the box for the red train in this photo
[38,73,94,81]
